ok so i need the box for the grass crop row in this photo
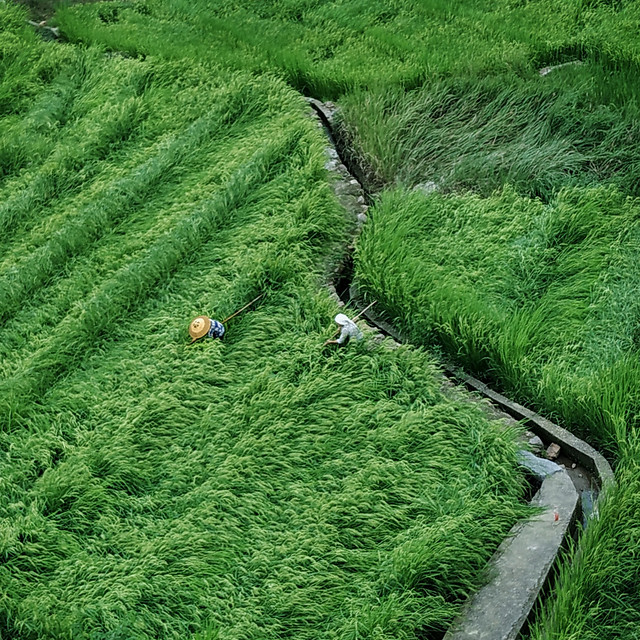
[0,119,306,427]
[55,0,632,100]
[0,121,274,380]
[0,74,276,325]
[0,5,534,637]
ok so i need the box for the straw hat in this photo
[189,315,210,343]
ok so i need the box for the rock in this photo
[571,463,577,469]
[517,450,562,480]
[413,181,438,194]
[357,213,367,224]
[539,60,583,76]
[528,435,544,452]
[546,443,561,460]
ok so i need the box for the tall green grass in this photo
[355,185,640,639]
[356,185,640,449]
[0,5,531,637]
[54,0,598,99]
[15,0,640,636]
[530,446,640,640]
[337,67,640,200]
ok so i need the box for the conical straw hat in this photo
[189,316,210,342]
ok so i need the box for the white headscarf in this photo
[334,313,350,325]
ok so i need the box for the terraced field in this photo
[6,0,640,637]
[0,5,532,638]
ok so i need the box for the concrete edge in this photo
[449,369,615,490]
[444,470,580,640]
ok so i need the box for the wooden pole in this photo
[222,294,264,324]
[352,300,377,322]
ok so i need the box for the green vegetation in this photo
[0,5,531,638]
[337,68,640,200]
[356,185,640,450]
[355,185,640,640]
[54,0,640,100]
[6,0,640,637]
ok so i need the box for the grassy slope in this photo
[337,67,640,200]
[17,0,640,637]
[0,6,530,638]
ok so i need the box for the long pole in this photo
[222,294,264,324]
[352,300,377,321]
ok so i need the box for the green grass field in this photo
[0,5,532,638]
[54,0,640,99]
[5,0,640,637]
[337,68,640,200]
[354,187,640,640]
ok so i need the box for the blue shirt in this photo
[207,319,225,339]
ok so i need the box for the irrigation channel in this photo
[306,97,615,640]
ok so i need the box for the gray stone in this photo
[518,450,562,480]
[528,435,544,452]
[334,182,361,197]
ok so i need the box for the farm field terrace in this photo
[55,0,640,100]
[355,184,640,640]
[0,7,531,639]
[336,7,640,634]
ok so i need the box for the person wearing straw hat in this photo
[324,313,364,347]
[189,316,225,343]
[188,294,264,344]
